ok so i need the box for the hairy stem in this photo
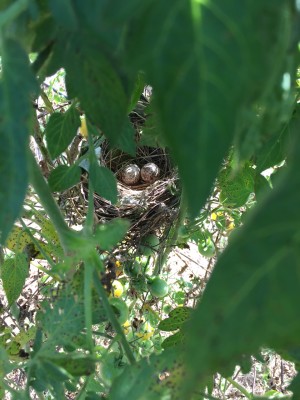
[92,261,135,365]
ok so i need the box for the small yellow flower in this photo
[122,320,131,335]
[136,322,154,341]
[211,211,223,221]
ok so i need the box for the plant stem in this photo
[153,190,187,275]
[84,130,96,236]
[92,260,135,365]
[226,377,252,399]
[0,0,29,29]
[28,151,71,253]
[84,263,93,351]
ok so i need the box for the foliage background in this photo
[0,0,300,399]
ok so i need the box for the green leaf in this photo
[127,73,146,113]
[126,1,293,216]
[46,353,96,376]
[158,307,192,331]
[162,331,185,350]
[109,357,156,400]
[182,132,300,397]
[89,162,118,204]
[255,125,289,173]
[0,38,38,244]
[94,218,130,251]
[1,254,29,306]
[45,106,80,159]
[48,164,81,192]
[219,164,255,208]
[65,34,128,144]
[114,118,136,156]
[48,0,78,30]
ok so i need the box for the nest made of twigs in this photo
[84,142,181,251]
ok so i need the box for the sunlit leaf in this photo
[45,105,80,159]
[1,254,29,306]
[89,162,118,204]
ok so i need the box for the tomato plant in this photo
[0,1,299,400]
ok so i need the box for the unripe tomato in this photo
[139,234,160,256]
[123,260,142,278]
[147,277,169,298]
[197,235,216,258]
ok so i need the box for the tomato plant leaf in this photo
[218,164,255,208]
[182,127,300,397]
[94,219,130,251]
[1,254,29,306]
[162,331,185,350]
[114,118,136,156]
[45,106,80,159]
[0,38,38,244]
[89,163,118,204]
[48,0,78,30]
[126,1,293,216]
[65,34,128,144]
[158,307,192,331]
[48,164,81,192]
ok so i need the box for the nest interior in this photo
[85,142,181,252]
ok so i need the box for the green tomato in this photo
[109,298,129,325]
[147,277,169,298]
[131,276,148,293]
[123,260,142,277]
[197,237,216,258]
[139,234,160,256]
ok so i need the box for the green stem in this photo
[92,260,135,365]
[153,190,187,275]
[28,151,71,253]
[0,0,29,29]
[83,130,96,235]
[84,264,93,351]
[226,377,253,399]
[40,89,55,114]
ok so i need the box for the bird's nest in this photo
[60,88,181,254]
[81,142,181,252]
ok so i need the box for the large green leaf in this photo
[0,38,38,244]
[48,164,81,192]
[94,219,130,251]
[182,122,300,397]
[64,34,128,144]
[89,162,118,204]
[1,254,29,306]
[125,1,293,216]
[45,105,80,159]
[48,0,78,30]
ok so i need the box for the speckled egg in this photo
[120,164,140,185]
[141,163,160,183]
